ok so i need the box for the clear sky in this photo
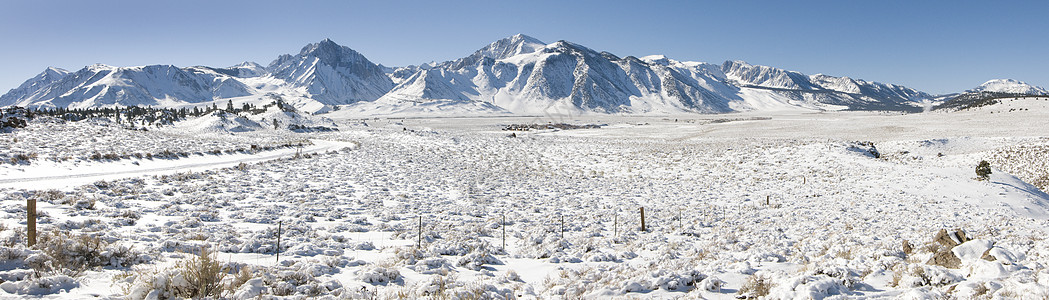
[1,0,1046,95]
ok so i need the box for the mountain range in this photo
[2,34,1046,115]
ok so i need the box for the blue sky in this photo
[1,0,1046,95]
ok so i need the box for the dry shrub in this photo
[32,190,65,204]
[737,274,772,299]
[30,230,108,276]
[61,195,96,210]
[228,265,254,293]
[890,265,905,287]
[175,246,228,299]
[1034,174,1049,192]
[122,251,248,300]
[9,152,37,164]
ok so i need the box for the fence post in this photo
[418,215,423,249]
[27,198,36,247]
[613,212,618,238]
[640,207,646,232]
[560,215,564,239]
[275,220,282,264]
[766,195,770,206]
[501,214,506,251]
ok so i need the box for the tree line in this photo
[1,99,291,130]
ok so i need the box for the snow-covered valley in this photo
[3,98,1049,299]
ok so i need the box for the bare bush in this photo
[9,152,37,164]
[30,231,107,276]
[32,190,65,204]
[174,246,229,299]
[737,274,772,299]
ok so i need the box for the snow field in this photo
[0,116,309,165]
[0,113,1048,298]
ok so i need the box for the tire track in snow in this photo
[0,139,356,190]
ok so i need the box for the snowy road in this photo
[0,139,357,190]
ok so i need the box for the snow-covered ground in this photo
[0,117,309,165]
[2,101,1049,299]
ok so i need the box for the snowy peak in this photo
[296,38,372,68]
[224,61,267,77]
[1,63,255,109]
[485,34,545,58]
[969,79,1048,95]
[542,40,598,56]
[21,67,71,90]
[268,39,394,105]
[809,74,862,94]
[722,60,816,90]
[720,60,931,108]
[0,67,73,107]
[442,34,546,70]
[933,79,1049,111]
[42,67,72,79]
[382,35,744,114]
[0,35,966,114]
[640,55,672,66]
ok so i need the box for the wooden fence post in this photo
[418,215,423,249]
[640,207,646,232]
[27,198,36,247]
[501,214,506,251]
[560,215,564,239]
[275,220,282,264]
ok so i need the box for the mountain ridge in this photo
[3,35,1045,116]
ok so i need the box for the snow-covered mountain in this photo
[0,64,254,109]
[0,39,397,112]
[723,60,932,110]
[375,35,935,114]
[933,79,1049,111]
[0,67,72,107]
[377,36,746,114]
[4,35,1039,115]
[440,33,546,71]
[967,79,1048,95]
[220,62,268,78]
[268,39,393,105]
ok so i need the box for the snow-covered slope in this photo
[378,35,746,114]
[439,33,546,71]
[268,39,394,105]
[967,79,1048,95]
[171,104,337,133]
[723,60,818,90]
[222,62,269,78]
[933,79,1049,111]
[377,35,938,114]
[723,60,933,110]
[0,67,71,107]
[0,64,254,109]
[175,110,265,133]
[0,39,396,113]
